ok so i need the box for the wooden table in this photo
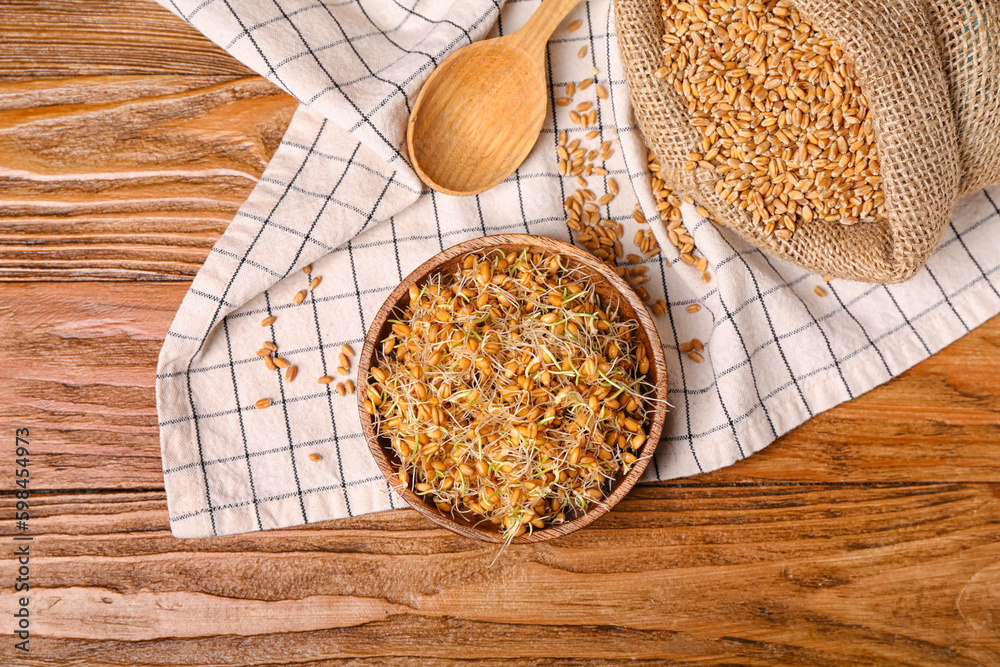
[2,3,999,664]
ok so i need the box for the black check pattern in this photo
[155,0,1000,537]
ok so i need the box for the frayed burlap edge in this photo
[928,0,1000,196]
[614,0,964,283]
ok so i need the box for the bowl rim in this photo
[357,233,668,543]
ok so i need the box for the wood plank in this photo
[0,283,177,488]
[3,3,994,665]
[0,75,296,281]
[0,0,252,77]
[2,485,997,664]
[1,282,998,490]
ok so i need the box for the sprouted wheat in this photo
[367,248,655,544]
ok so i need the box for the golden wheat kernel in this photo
[585,130,600,140]
[576,101,592,113]
[301,264,312,275]
[567,18,582,31]
[628,432,646,452]
[256,349,271,358]
[336,383,346,396]
[309,276,322,291]
[596,84,608,99]
[579,77,593,90]
[344,380,355,394]
[686,303,701,314]
[255,398,271,410]
[814,285,828,297]
[262,341,277,352]
[556,97,572,107]
[273,357,290,369]
[264,356,277,371]
[578,45,588,58]
[261,316,276,327]
[292,290,307,305]
[285,365,298,382]
[679,341,693,353]
[338,352,350,369]
[822,276,833,282]
[337,366,350,376]
[307,453,322,462]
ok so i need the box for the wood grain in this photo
[0,75,295,281]
[2,281,998,491]
[1,2,998,664]
[0,0,253,77]
[2,485,998,665]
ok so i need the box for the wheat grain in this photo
[658,0,883,236]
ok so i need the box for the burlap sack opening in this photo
[615,0,1000,283]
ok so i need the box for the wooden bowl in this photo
[357,234,668,543]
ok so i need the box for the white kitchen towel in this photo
[154,0,1000,538]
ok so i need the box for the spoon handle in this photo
[511,0,583,58]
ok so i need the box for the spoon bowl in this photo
[407,41,546,196]
[406,0,582,196]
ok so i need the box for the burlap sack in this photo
[615,0,1000,283]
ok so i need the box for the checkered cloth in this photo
[155,0,1000,538]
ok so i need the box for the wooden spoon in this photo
[406,0,582,196]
